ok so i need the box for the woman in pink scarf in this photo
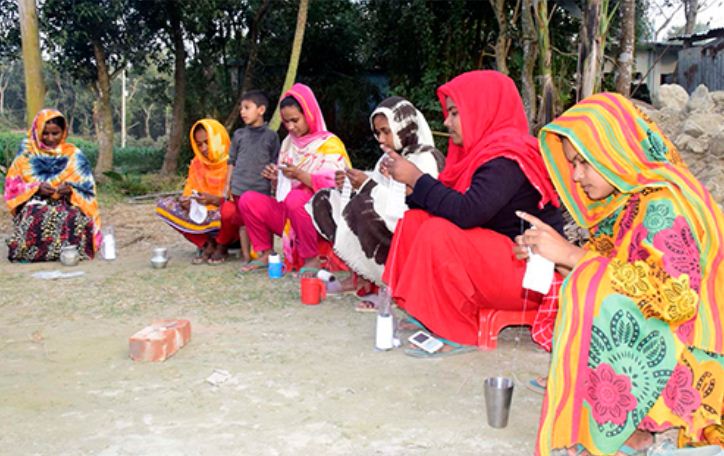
[238,83,351,273]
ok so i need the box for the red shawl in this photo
[436,70,558,209]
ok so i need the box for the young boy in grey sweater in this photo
[210,90,280,264]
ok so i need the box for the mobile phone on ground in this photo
[408,331,444,354]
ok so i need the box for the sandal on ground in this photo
[298,266,320,278]
[526,376,547,395]
[191,254,207,265]
[238,259,268,274]
[404,342,476,359]
[192,242,213,265]
[354,294,380,313]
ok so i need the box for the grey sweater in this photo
[228,124,280,196]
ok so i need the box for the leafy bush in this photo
[0,130,164,174]
[99,171,184,197]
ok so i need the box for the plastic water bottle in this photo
[268,253,283,279]
[375,288,395,350]
[316,269,336,282]
[101,225,116,260]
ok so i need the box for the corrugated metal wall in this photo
[676,37,724,93]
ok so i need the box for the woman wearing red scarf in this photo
[381,70,563,355]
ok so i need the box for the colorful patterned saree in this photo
[536,93,724,455]
[4,109,101,261]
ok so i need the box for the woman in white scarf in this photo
[308,96,444,302]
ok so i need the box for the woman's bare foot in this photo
[192,240,216,265]
[207,243,229,265]
[239,250,271,273]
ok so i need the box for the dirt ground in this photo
[0,200,549,455]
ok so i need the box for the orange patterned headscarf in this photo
[182,119,230,198]
[4,109,102,249]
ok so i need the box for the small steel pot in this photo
[60,245,80,266]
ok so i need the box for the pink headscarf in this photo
[280,83,333,149]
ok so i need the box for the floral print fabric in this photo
[536,93,724,455]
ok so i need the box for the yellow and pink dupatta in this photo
[536,93,724,454]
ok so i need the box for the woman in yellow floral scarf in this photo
[4,109,101,262]
[514,93,723,455]
[155,119,230,263]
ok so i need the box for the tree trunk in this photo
[224,0,272,129]
[684,0,698,35]
[489,0,510,75]
[534,0,556,128]
[161,18,186,175]
[269,0,309,131]
[577,0,603,100]
[615,0,635,96]
[18,0,45,127]
[92,41,114,178]
[521,0,538,128]
[144,105,154,139]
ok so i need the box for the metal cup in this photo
[152,247,168,259]
[484,376,514,428]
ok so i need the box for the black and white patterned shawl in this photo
[309,97,445,285]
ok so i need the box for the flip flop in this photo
[526,377,546,395]
[354,294,380,313]
[238,259,268,274]
[298,266,320,278]
[404,343,476,358]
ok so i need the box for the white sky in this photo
[651,0,724,40]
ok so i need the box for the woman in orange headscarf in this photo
[156,119,231,263]
[5,109,101,262]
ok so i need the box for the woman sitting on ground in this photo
[238,83,351,273]
[4,109,101,262]
[382,70,563,356]
[308,96,444,306]
[156,119,231,264]
[520,93,724,455]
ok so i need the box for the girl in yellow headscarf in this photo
[515,93,723,455]
[155,119,230,264]
[5,109,101,262]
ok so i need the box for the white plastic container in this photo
[101,226,116,260]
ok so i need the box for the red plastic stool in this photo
[477,308,538,350]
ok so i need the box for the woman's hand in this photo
[56,183,73,199]
[346,168,368,189]
[261,163,278,181]
[194,192,221,207]
[515,211,585,269]
[37,182,56,197]
[335,170,345,190]
[179,198,191,211]
[281,163,312,188]
[379,146,422,188]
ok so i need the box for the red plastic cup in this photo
[300,277,326,305]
